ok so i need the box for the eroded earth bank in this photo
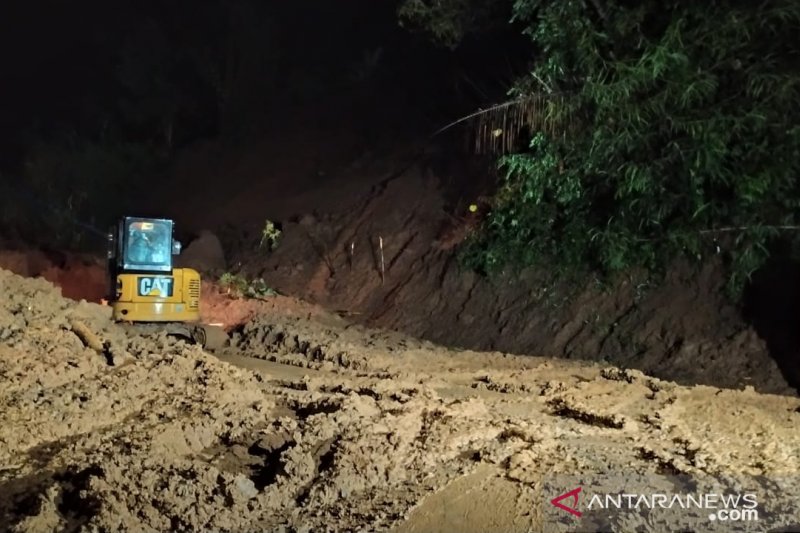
[1,268,799,532]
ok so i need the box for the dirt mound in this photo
[175,230,227,274]
[228,167,796,395]
[198,281,331,332]
[0,250,106,303]
[1,268,799,531]
[0,270,270,531]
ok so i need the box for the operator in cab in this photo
[127,222,169,266]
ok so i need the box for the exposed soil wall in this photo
[225,164,796,395]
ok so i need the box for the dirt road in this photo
[1,269,799,532]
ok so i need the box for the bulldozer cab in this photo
[108,217,181,276]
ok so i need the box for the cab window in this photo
[124,220,172,270]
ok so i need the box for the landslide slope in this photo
[228,164,796,395]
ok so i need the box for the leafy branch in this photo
[406,0,800,298]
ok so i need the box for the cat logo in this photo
[137,276,174,297]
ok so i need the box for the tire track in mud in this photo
[229,326,800,531]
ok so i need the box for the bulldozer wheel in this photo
[196,325,228,352]
[191,326,207,347]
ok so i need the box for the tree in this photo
[400,0,800,296]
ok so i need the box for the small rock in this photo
[233,475,259,500]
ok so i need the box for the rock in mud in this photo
[231,474,259,500]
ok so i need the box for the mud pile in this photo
[0,270,270,531]
[2,268,799,532]
[0,250,106,303]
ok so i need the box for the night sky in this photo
[0,0,529,171]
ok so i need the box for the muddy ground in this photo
[1,268,799,532]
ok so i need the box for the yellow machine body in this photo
[107,216,201,324]
[105,217,226,349]
[111,268,201,322]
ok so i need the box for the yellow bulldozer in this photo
[106,216,224,348]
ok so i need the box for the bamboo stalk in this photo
[379,236,385,284]
[349,241,354,271]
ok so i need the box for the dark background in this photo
[0,0,529,171]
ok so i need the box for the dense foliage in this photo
[401,0,800,296]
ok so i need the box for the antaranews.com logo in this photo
[550,486,759,523]
[544,474,800,532]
